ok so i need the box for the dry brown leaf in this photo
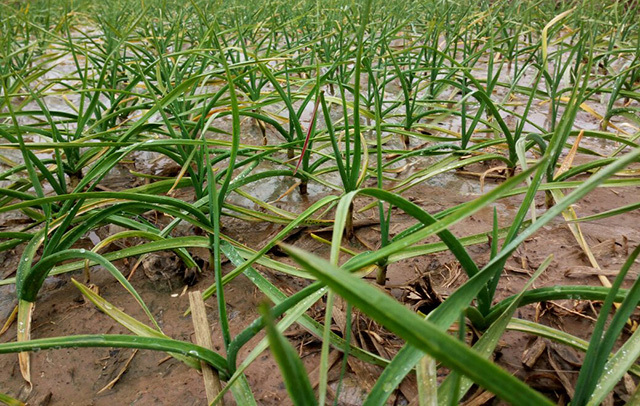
[398,374,419,404]
[624,373,637,396]
[0,304,17,337]
[547,340,583,368]
[461,390,496,406]
[522,337,546,368]
[332,300,379,392]
[189,291,223,405]
[547,348,575,398]
[18,301,35,389]
[564,266,637,279]
[97,349,138,394]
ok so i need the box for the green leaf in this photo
[506,319,640,378]
[588,324,640,405]
[438,255,553,404]
[574,245,640,405]
[366,145,640,402]
[0,335,228,379]
[0,392,24,406]
[260,303,318,406]
[72,279,200,370]
[281,244,553,406]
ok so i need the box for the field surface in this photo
[1,0,640,404]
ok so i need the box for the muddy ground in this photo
[1,40,639,404]
[1,156,639,405]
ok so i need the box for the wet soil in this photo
[1,26,639,404]
[1,164,639,405]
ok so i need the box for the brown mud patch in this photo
[1,169,639,405]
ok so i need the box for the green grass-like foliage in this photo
[0,0,639,404]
